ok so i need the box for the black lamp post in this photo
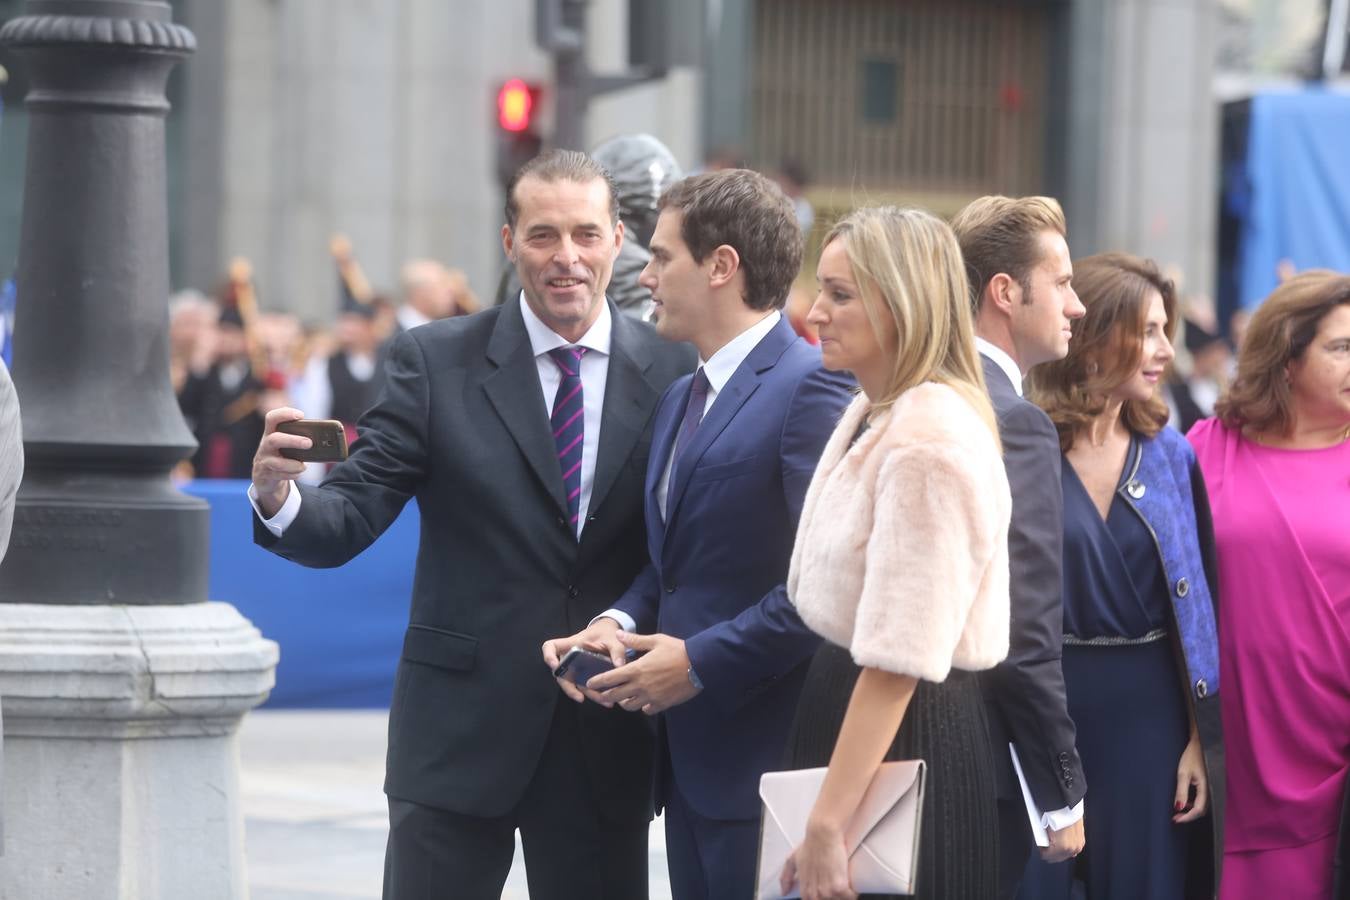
[0,0,204,605]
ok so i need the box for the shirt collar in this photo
[975,336,1024,397]
[397,304,432,331]
[519,292,612,358]
[701,311,781,393]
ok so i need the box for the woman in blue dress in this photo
[1018,253,1224,900]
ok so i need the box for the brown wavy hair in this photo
[1027,252,1176,451]
[1215,270,1350,435]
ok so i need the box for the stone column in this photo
[0,2,278,897]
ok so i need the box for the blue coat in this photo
[614,316,853,821]
[1121,425,1225,887]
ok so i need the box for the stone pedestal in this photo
[0,602,278,900]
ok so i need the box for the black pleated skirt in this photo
[782,642,999,900]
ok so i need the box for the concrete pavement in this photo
[239,710,673,900]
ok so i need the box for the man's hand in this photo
[587,631,701,715]
[1040,816,1085,862]
[252,407,311,517]
[541,617,627,704]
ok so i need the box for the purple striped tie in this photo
[548,346,587,529]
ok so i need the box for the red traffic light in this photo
[498,79,535,133]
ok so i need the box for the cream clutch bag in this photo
[755,759,926,899]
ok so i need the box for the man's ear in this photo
[613,219,624,255]
[706,244,741,290]
[986,272,1020,316]
[501,224,515,263]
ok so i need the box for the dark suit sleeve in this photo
[612,563,662,634]
[683,367,852,715]
[253,331,429,567]
[988,400,1086,811]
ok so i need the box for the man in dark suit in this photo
[249,149,694,900]
[543,170,852,898]
[952,195,1089,898]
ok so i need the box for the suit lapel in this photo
[980,353,1020,410]
[482,300,569,519]
[644,372,687,554]
[588,310,662,521]
[664,317,797,534]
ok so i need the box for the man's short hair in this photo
[950,195,1067,311]
[504,149,620,230]
[657,169,802,311]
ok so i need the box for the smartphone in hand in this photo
[276,419,348,463]
[554,646,630,686]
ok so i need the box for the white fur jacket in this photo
[788,383,1012,681]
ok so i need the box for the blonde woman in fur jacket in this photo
[777,207,1013,900]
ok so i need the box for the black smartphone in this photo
[553,646,620,686]
[276,419,348,462]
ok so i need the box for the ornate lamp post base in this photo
[0,602,278,899]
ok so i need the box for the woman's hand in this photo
[780,818,857,900]
[1173,727,1208,823]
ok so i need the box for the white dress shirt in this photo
[396,304,432,332]
[599,310,781,635]
[974,338,1085,830]
[251,295,613,541]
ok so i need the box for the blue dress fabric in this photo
[1018,436,1195,900]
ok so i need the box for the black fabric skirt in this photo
[782,642,999,899]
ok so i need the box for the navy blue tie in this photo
[548,346,587,530]
[673,367,710,463]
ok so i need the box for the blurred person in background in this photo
[168,289,217,394]
[1022,253,1222,900]
[1168,319,1233,435]
[177,302,267,479]
[775,157,814,238]
[393,259,458,335]
[1187,272,1350,900]
[297,291,384,447]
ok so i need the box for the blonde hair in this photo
[824,206,999,441]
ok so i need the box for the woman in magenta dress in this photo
[1188,271,1350,899]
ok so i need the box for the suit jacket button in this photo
[567,586,579,599]
[1126,480,1146,499]
[665,584,677,594]
[1195,678,1208,699]
[556,516,566,528]
[1176,577,1190,598]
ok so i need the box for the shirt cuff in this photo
[1042,799,1085,831]
[592,609,637,633]
[248,483,302,537]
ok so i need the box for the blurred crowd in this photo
[171,253,479,481]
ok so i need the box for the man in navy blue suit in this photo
[543,169,852,898]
